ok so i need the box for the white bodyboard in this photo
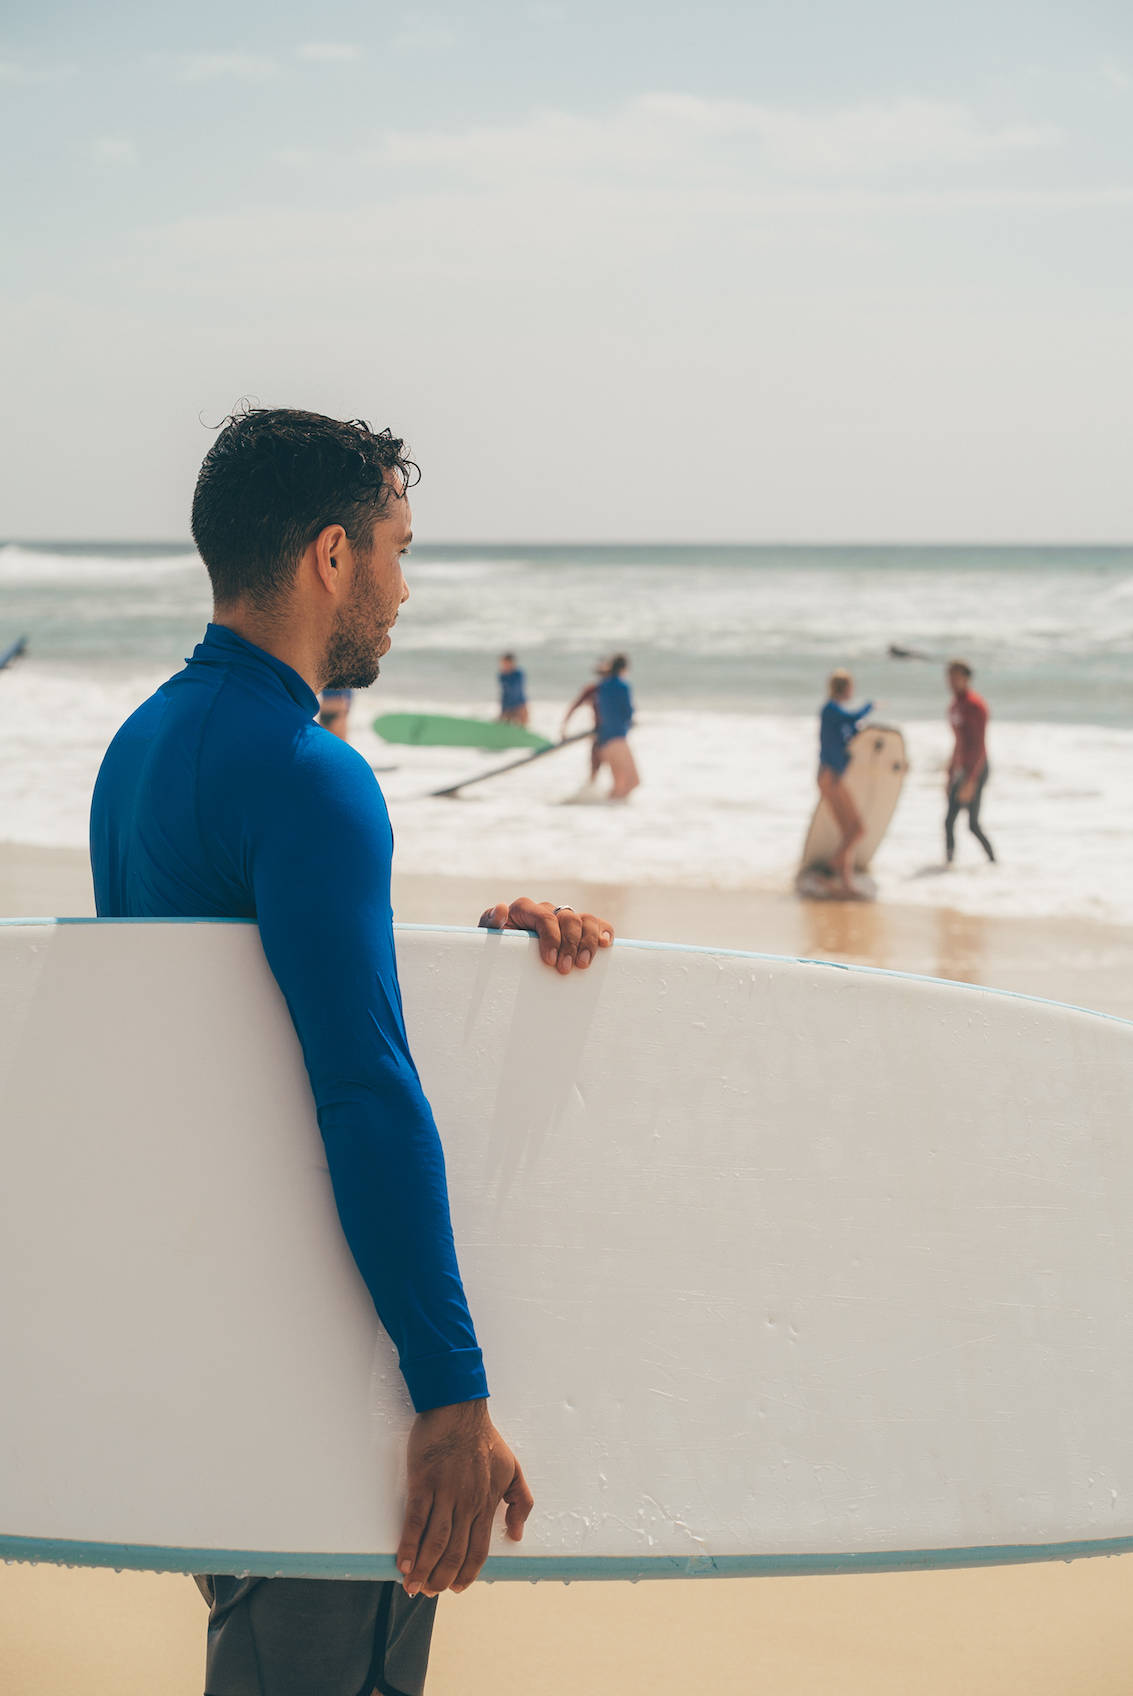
[0,921,1131,1581]
[799,724,908,882]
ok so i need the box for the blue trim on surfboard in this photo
[0,915,256,926]
[6,1531,1133,1581]
[0,917,1128,1026]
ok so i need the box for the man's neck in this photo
[213,605,324,694]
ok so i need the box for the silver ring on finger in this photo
[552,905,574,915]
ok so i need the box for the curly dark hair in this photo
[190,405,420,607]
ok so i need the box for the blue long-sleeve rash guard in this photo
[818,698,873,775]
[90,623,487,1413]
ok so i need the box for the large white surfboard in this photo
[1,920,1131,1582]
[798,724,908,895]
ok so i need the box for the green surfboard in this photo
[372,713,552,752]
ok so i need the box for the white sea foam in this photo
[361,704,1133,927]
[5,663,1128,929]
[0,543,199,585]
[1,540,1128,927]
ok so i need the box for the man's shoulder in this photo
[205,718,392,875]
[103,686,170,750]
[187,679,379,810]
[221,709,377,791]
[295,722,381,786]
[93,688,170,813]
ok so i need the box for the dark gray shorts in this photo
[195,1575,437,1696]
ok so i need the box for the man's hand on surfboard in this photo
[398,1400,533,1597]
[478,896,614,974]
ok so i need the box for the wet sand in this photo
[1,844,1131,1694]
[5,845,1131,1018]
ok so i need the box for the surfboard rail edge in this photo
[2,917,1126,1028]
[5,1532,1133,1582]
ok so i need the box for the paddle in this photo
[430,731,594,798]
[887,643,942,662]
[0,636,28,672]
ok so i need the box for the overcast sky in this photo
[2,0,1132,541]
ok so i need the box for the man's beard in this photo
[322,562,389,690]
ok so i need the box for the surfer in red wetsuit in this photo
[945,659,996,864]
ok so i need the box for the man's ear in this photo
[311,524,349,594]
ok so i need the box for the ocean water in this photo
[2,541,1131,925]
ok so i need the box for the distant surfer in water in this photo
[561,657,609,786]
[497,651,529,726]
[594,653,640,800]
[945,658,996,864]
[318,685,353,738]
[817,669,873,897]
[90,407,614,1696]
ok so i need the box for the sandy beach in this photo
[1,843,1131,1695]
[5,842,1131,1018]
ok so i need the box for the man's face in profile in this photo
[323,494,412,690]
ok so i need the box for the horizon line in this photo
[4,536,1133,551]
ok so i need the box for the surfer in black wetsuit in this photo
[945,660,996,865]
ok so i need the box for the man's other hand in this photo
[477,896,614,974]
[397,1400,533,1597]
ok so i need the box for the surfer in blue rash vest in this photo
[89,407,614,1696]
[497,652,529,726]
[594,654,640,800]
[816,669,873,898]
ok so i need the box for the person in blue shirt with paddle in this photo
[817,669,873,898]
[90,407,614,1696]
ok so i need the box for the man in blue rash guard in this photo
[815,668,874,898]
[89,407,614,1696]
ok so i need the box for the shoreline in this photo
[389,870,1133,1019]
[6,843,1130,1020]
